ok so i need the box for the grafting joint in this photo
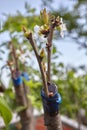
[12,71,29,86]
[41,83,62,116]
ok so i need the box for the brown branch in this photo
[9,41,19,71]
[46,25,54,82]
[12,45,19,71]
[28,33,49,96]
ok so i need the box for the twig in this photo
[9,41,19,71]
[28,33,49,96]
[46,25,54,82]
[12,45,19,71]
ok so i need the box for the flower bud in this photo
[22,26,27,33]
[7,61,14,66]
[22,26,31,38]
[16,49,21,57]
[40,48,46,58]
[40,8,49,24]
[42,62,47,72]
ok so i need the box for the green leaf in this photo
[27,95,35,106]
[0,97,12,125]
[4,88,15,100]
[58,62,64,68]
[15,106,27,113]
[22,78,31,87]
[52,45,57,54]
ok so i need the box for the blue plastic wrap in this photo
[13,76,23,86]
[21,72,29,81]
[41,83,62,115]
[41,91,62,114]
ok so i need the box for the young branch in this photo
[12,45,19,71]
[28,33,49,96]
[9,41,19,71]
[47,26,54,82]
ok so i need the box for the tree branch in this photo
[28,33,49,96]
[46,26,54,82]
[9,41,19,71]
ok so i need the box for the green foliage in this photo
[15,106,27,113]
[2,11,41,35]
[0,97,12,125]
[3,88,17,111]
[56,69,87,118]
[23,79,42,109]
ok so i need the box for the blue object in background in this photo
[13,71,29,86]
[13,76,23,86]
[21,72,29,81]
[41,90,62,115]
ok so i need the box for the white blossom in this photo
[60,18,63,24]
[16,49,21,56]
[33,25,47,43]
[60,23,66,31]
[34,25,40,34]
[33,33,38,40]
[60,31,64,38]
[33,25,41,40]
[11,66,15,71]
[39,35,47,43]
[19,54,26,64]
[60,23,67,38]
[25,50,31,58]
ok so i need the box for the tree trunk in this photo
[20,107,34,130]
[44,112,62,130]
[14,83,34,130]
[41,83,63,130]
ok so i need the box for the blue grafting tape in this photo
[41,90,62,114]
[21,72,29,81]
[56,93,62,104]
[13,76,23,86]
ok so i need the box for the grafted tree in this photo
[7,41,34,130]
[23,8,66,130]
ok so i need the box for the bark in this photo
[47,26,54,82]
[20,107,34,130]
[44,113,62,130]
[14,82,34,130]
